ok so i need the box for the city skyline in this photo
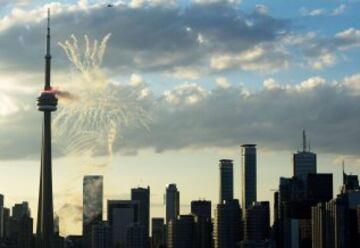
[0,0,359,238]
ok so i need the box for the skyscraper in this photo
[191,200,212,248]
[83,175,103,248]
[241,144,257,217]
[131,186,150,239]
[151,218,166,248]
[36,9,58,248]
[293,130,317,180]
[167,215,195,248]
[107,200,139,247]
[165,184,180,224]
[214,199,242,248]
[7,202,33,248]
[219,159,234,203]
[244,201,270,241]
[91,221,111,248]
[126,223,148,248]
[311,202,326,248]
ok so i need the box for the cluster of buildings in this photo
[1,132,360,248]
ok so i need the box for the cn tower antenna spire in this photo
[45,8,51,90]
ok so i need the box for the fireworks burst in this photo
[54,34,151,159]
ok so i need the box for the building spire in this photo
[45,8,51,90]
[302,129,307,152]
[342,160,346,184]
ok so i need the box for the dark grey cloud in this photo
[118,77,360,157]
[1,75,360,159]
[0,2,289,75]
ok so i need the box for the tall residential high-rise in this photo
[7,202,33,248]
[293,130,317,180]
[311,202,326,248]
[244,201,270,241]
[151,218,166,248]
[83,175,103,248]
[165,184,180,224]
[107,200,139,247]
[167,215,195,248]
[36,9,58,248]
[131,186,150,239]
[241,144,257,217]
[214,199,242,248]
[219,159,234,203]
[191,200,212,248]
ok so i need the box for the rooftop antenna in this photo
[302,130,307,152]
[342,160,346,185]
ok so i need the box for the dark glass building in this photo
[191,200,212,248]
[151,218,165,248]
[219,160,234,203]
[131,186,150,239]
[107,200,139,248]
[244,201,270,241]
[293,131,316,181]
[241,144,257,218]
[214,199,242,248]
[165,184,180,224]
[167,215,195,248]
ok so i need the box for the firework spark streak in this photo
[54,34,151,160]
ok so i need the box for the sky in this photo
[0,0,359,235]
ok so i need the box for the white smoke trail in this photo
[54,34,151,159]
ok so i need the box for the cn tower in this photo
[36,9,58,248]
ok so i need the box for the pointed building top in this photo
[302,129,307,152]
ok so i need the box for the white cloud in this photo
[296,76,325,91]
[300,7,327,16]
[0,94,19,117]
[130,73,144,86]
[343,73,360,94]
[129,0,177,8]
[308,52,336,70]
[210,43,288,72]
[172,67,201,80]
[163,82,208,106]
[263,78,280,90]
[216,77,230,88]
[335,28,360,50]
[255,4,268,15]
[194,0,241,5]
[300,4,347,17]
[331,4,347,16]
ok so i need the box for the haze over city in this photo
[0,0,359,245]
